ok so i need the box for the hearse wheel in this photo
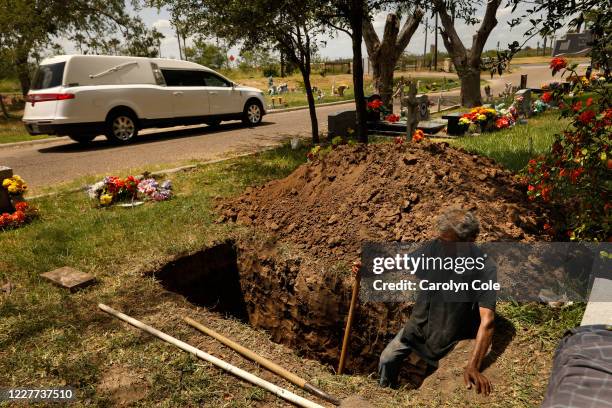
[68,134,96,145]
[105,111,138,144]
[242,100,262,126]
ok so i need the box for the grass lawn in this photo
[0,136,584,407]
[450,111,570,172]
[0,117,52,144]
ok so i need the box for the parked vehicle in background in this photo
[22,55,266,144]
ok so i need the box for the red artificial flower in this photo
[527,185,535,192]
[549,57,568,74]
[541,185,552,202]
[367,99,384,111]
[495,117,509,129]
[394,136,404,145]
[412,129,425,143]
[385,114,400,123]
[572,101,583,112]
[14,201,28,212]
[11,210,25,223]
[577,110,596,125]
[608,159,612,170]
[586,97,593,107]
[541,92,552,103]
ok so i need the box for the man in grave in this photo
[378,207,496,395]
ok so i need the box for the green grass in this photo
[0,118,53,144]
[450,112,570,172]
[0,139,585,407]
[0,78,20,93]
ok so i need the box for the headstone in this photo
[328,110,356,139]
[40,266,96,292]
[442,112,467,136]
[515,89,532,117]
[415,94,430,121]
[0,166,13,213]
[520,74,528,89]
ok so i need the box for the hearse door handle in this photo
[173,91,184,96]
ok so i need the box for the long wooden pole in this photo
[98,304,324,408]
[183,317,340,406]
[337,269,361,375]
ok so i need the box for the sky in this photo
[60,3,560,61]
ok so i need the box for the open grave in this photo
[155,141,548,379]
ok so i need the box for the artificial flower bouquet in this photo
[1,175,37,231]
[87,174,173,207]
[366,98,389,121]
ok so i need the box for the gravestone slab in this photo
[0,166,13,213]
[442,112,467,136]
[41,267,96,292]
[328,109,356,139]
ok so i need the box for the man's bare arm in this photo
[464,307,495,395]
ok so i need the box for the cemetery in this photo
[1,0,611,407]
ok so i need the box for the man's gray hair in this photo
[437,207,480,240]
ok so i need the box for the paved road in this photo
[1,103,349,191]
[3,64,576,192]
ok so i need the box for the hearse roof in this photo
[39,55,211,71]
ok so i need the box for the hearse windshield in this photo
[31,62,66,90]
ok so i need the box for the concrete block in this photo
[41,266,96,292]
[581,278,612,326]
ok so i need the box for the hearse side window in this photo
[161,69,206,86]
[202,72,231,87]
[31,62,66,90]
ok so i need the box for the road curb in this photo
[26,147,278,200]
[267,100,353,114]
[0,136,69,150]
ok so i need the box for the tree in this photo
[184,38,227,69]
[0,0,160,95]
[156,0,327,143]
[321,0,372,143]
[432,0,502,107]
[362,6,423,108]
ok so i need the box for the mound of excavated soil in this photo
[219,141,545,264]
[212,142,547,375]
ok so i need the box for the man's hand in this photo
[464,366,491,395]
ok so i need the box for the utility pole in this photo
[433,12,438,71]
[423,18,428,69]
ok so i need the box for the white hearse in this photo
[22,55,266,144]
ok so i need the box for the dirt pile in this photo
[212,141,546,375]
[219,141,544,263]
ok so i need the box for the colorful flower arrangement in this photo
[87,175,172,207]
[366,98,390,121]
[1,175,37,231]
[459,106,517,131]
[2,175,27,195]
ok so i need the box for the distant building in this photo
[552,32,592,56]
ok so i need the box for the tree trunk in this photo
[377,58,395,108]
[351,0,368,144]
[15,53,31,96]
[458,66,482,107]
[300,66,319,143]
